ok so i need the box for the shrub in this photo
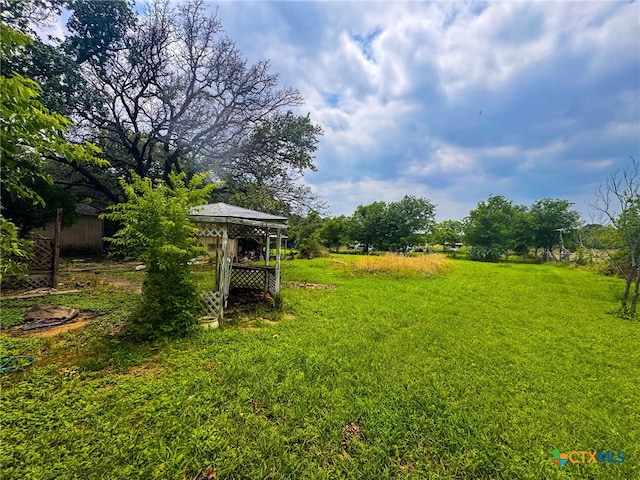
[102,172,215,338]
[297,237,325,259]
[0,216,32,281]
[467,245,504,262]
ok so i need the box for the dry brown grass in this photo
[337,253,453,277]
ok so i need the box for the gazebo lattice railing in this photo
[189,203,287,322]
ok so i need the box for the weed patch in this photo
[336,252,453,277]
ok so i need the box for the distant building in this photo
[35,205,104,253]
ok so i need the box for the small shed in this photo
[188,203,288,321]
[34,204,103,253]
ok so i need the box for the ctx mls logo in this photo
[549,449,625,467]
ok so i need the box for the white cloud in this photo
[40,0,629,222]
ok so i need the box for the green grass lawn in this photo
[1,257,638,479]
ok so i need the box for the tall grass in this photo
[337,252,453,277]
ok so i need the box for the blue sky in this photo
[209,1,639,221]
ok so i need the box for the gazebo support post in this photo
[265,231,271,266]
[275,229,282,295]
[221,227,230,309]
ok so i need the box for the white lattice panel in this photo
[230,268,265,289]
[268,273,276,296]
[1,272,53,290]
[200,290,222,317]
[196,223,225,237]
[228,224,266,239]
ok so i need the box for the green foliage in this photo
[228,183,291,217]
[132,262,203,338]
[101,172,216,338]
[349,196,435,252]
[220,112,324,212]
[296,237,324,259]
[529,198,581,252]
[467,244,505,262]
[318,215,348,252]
[591,158,640,315]
[0,217,32,280]
[65,0,134,65]
[508,205,534,256]
[464,196,581,261]
[348,200,386,252]
[0,24,103,207]
[430,219,464,248]
[288,210,324,248]
[464,195,515,261]
[0,23,103,274]
[2,175,77,235]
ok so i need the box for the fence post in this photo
[52,208,62,288]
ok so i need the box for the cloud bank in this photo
[214,2,638,219]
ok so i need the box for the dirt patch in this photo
[4,311,99,338]
[284,281,336,290]
[1,287,82,299]
[99,276,142,293]
[191,466,218,480]
[256,317,278,325]
[340,422,364,455]
[128,358,168,378]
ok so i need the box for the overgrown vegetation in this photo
[2,258,637,479]
[336,252,453,277]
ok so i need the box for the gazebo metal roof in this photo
[189,203,288,228]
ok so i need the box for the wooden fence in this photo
[1,209,62,291]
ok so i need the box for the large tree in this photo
[60,0,322,212]
[430,219,464,250]
[214,112,323,215]
[464,195,516,261]
[348,201,388,253]
[384,195,435,251]
[2,0,131,215]
[348,196,435,252]
[529,198,581,259]
[318,215,349,253]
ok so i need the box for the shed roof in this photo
[188,203,288,228]
[76,204,100,216]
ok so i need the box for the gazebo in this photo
[188,203,288,321]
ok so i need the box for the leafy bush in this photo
[0,216,32,280]
[467,245,504,262]
[297,237,325,259]
[102,172,215,338]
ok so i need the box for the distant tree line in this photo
[288,195,583,261]
[288,196,436,258]
[462,196,581,262]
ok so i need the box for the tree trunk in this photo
[630,265,640,315]
[621,276,632,311]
